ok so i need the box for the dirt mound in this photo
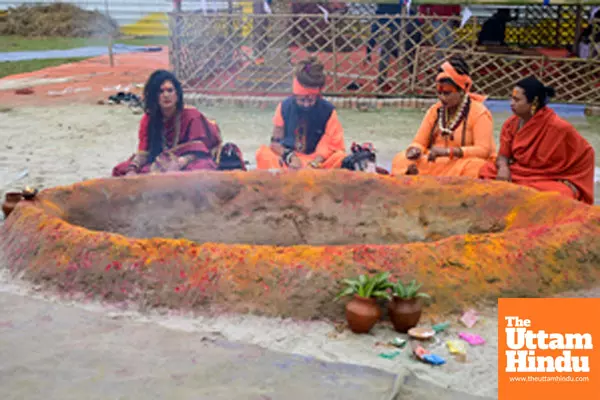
[0,3,118,37]
[3,171,600,319]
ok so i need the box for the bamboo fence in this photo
[168,9,600,105]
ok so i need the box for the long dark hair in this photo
[143,69,184,162]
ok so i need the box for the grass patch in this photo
[587,116,600,129]
[0,58,85,79]
[0,35,169,79]
[0,35,168,51]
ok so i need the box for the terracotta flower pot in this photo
[388,297,423,333]
[345,295,381,334]
[2,192,23,218]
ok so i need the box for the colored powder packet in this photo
[379,351,401,360]
[460,309,479,328]
[459,332,486,346]
[412,344,429,360]
[432,322,451,333]
[446,340,467,355]
[422,353,446,365]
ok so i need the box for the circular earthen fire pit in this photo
[2,170,599,318]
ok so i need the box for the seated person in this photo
[477,8,513,46]
[255,57,346,170]
[391,55,495,178]
[479,76,595,204]
[112,69,222,176]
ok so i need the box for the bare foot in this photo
[406,164,419,175]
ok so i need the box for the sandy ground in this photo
[0,267,500,399]
[1,103,600,399]
[0,286,501,400]
[0,291,400,400]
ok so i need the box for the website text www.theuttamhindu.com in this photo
[509,376,590,383]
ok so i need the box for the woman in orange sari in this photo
[255,57,346,170]
[391,55,495,177]
[480,76,595,204]
[112,70,222,176]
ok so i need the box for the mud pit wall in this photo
[2,171,600,319]
[35,171,557,245]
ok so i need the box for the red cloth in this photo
[419,5,461,17]
[480,107,595,204]
[113,107,222,176]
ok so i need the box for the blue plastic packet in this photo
[422,353,446,365]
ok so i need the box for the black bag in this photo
[341,142,389,174]
[216,142,247,171]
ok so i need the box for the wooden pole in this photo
[397,6,408,89]
[105,0,114,67]
[410,47,420,93]
[332,16,339,92]
[556,5,563,48]
[108,35,114,67]
[573,3,583,55]
[470,15,478,54]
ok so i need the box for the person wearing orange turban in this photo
[391,55,496,178]
[255,58,346,170]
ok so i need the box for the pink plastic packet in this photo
[459,332,485,346]
[460,309,479,328]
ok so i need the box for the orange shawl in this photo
[486,107,595,204]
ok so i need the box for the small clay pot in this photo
[2,191,23,218]
[345,295,381,334]
[388,297,423,333]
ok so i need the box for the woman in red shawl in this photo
[112,70,222,176]
[480,76,595,204]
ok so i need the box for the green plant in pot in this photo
[335,272,392,334]
[388,279,431,333]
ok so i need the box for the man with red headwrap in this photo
[255,57,347,170]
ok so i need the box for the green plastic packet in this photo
[432,322,451,333]
[379,351,401,359]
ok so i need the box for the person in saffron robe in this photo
[479,76,595,204]
[255,57,346,170]
[112,70,222,176]
[391,55,496,178]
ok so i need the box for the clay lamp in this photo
[22,186,39,201]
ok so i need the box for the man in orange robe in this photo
[391,55,496,178]
[255,57,346,170]
[480,76,595,204]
